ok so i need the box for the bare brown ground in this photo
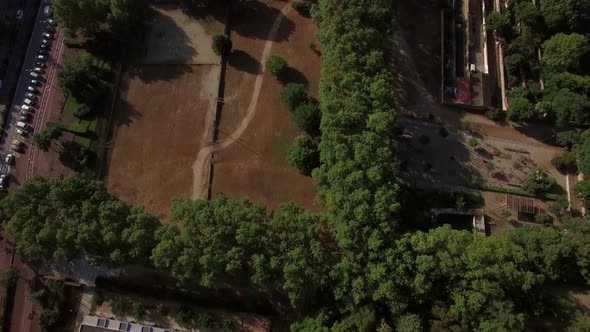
[210,0,320,211]
[105,65,218,215]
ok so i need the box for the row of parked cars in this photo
[2,18,56,190]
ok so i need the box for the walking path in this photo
[191,3,292,199]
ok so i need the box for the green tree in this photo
[541,0,590,31]
[290,311,331,332]
[507,97,535,121]
[485,11,510,32]
[287,136,319,176]
[111,297,131,317]
[514,1,541,27]
[32,133,52,152]
[57,53,103,101]
[534,213,553,224]
[574,133,590,174]
[542,33,589,72]
[211,34,232,56]
[551,152,577,174]
[132,301,149,320]
[396,314,422,332]
[196,312,214,328]
[504,53,526,76]
[175,306,193,327]
[292,102,321,136]
[151,197,266,286]
[53,0,109,35]
[556,130,582,149]
[266,55,288,77]
[522,168,557,193]
[575,180,590,209]
[280,83,308,111]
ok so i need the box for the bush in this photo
[132,301,149,320]
[287,136,319,176]
[293,102,321,136]
[459,120,471,131]
[551,152,577,174]
[159,305,170,317]
[575,180,590,209]
[508,97,535,122]
[468,138,479,147]
[486,108,505,121]
[292,1,313,16]
[39,307,60,329]
[500,210,512,219]
[111,298,131,316]
[418,134,430,144]
[486,11,510,32]
[280,83,308,111]
[438,126,449,137]
[556,131,581,149]
[266,55,288,77]
[196,312,214,328]
[534,213,553,225]
[522,168,557,193]
[220,319,234,331]
[175,306,193,327]
[91,291,105,308]
[485,162,496,171]
[211,34,232,56]
[73,103,92,118]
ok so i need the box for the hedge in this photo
[468,182,560,200]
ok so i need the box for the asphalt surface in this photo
[1,0,63,189]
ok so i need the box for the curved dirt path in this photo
[191,3,292,199]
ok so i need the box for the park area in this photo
[104,4,223,214]
[207,0,320,211]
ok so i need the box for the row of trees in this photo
[2,172,590,330]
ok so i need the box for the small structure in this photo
[79,315,175,332]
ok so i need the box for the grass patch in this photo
[74,136,93,150]
[63,96,82,117]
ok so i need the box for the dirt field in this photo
[105,65,218,214]
[207,0,320,211]
[143,5,224,64]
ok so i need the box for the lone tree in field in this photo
[280,83,308,111]
[211,34,232,56]
[266,55,288,77]
[287,136,319,176]
[293,102,321,137]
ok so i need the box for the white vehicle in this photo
[34,67,43,73]
[16,128,27,136]
[25,92,36,99]
[0,174,8,189]
[41,39,48,45]
[21,105,30,111]
[5,154,13,164]
[42,32,51,38]
[16,121,27,129]
[48,18,55,25]
[23,98,33,105]
[44,6,51,16]
[27,86,35,92]
[37,55,45,60]
[31,79,39,85]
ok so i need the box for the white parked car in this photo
[27,86,35,92]
[42,32,51,38]
[21,105,30,111]
[5,154,13,164]
[25,92,35,99]
[16,128,27,136]
[23,98,33,105]
[31,79,39,85]
[41,39,48,45]
[37,55,45,60]
[34,67,43,73]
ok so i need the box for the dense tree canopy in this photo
[0,173,158,266]
[542,33,589,72]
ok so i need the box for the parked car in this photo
[27,86,35,92]
[5,154,13,164]
[30,72,39,78]
[42,32,51,39]
[16,10,23,20]
[16,128,28,136]
[19,110,30,116]
[31,79,39,85]
[44,6,51,16]
[35,61,46,68]
[19,115,30,122]
[0,174,8,189]
[34,67,43,73]
[23,98,33,105]
[41,39,48,45]
[37,55,45,61]
[25,92,36,98]
[38,49,48,55]
[21,105,31,111]
[40,43,49,49]
[47,18,55,25]
[11,140,23,152]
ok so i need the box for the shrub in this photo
[293,102,321,136]
[500,210,512,218]
[468,138,479,147]
[292,1,313,16]
[486,108,505,121]
[575,180,590,209]
[73,103,92,118]
[211,34,232,56]
[175,306,193,327]
[220,319,234,331]
[438,126,449,137]
[508,97,535,122]
[39,307,60,329]
[159,305,170,317]
[534,213,553,225]
[522,168,557,193]
[91,291,105,308]
[551,152,577,174]
[266,55,288,77]
[556,131,581,149]
[132,301,149,320]
[418,134,430,144]
[111,298,131,317]
[196,312,214,328]
[280,83,308,111]
[459,120,471,131]
[485,162,496,171]
[287,136,319,176]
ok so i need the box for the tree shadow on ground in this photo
[129,64,193,84]
[279,67,308,87]
[231,0,294,42]
[228,49,261,74]
[111,89,143,128]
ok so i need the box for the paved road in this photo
[1,0,63,189]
